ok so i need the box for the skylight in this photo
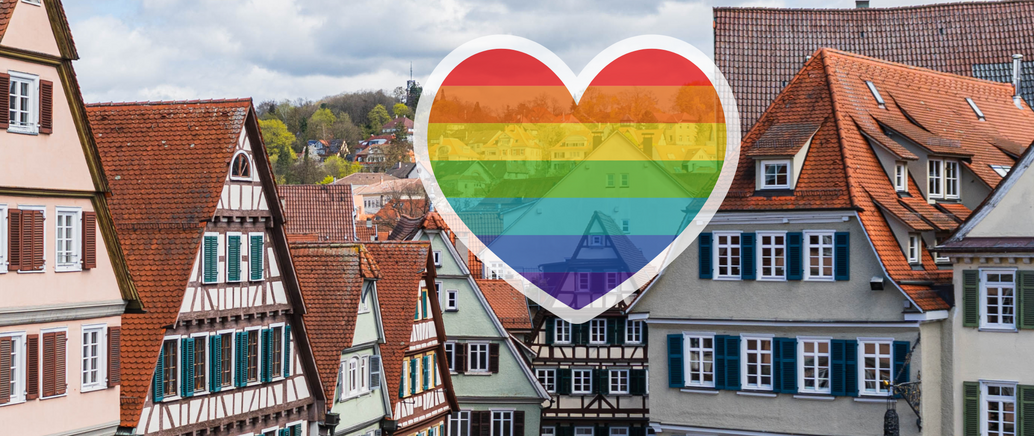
[865,81,886,108]
[966,98,986,121]
[990,165,1012,177]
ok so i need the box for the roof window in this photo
[990,165,1012,177]
[965,98,986,121]
[865,81,886,109]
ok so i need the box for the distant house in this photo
[387,162,422,179]
[355,179,425,216]
[381,117,415,141]
[333,172,399,188]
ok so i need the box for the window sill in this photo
[756,277,787,282]
[854,396,894,403]
[571,391,593,395]
[81,384,107,393]
[736,391,776,398]
[464,371,491,376]
[159,395,182,403]
[794,394,834,401]
[0,399,26,407]
[803,277,835,282]
[713,277,742,281]
[7,128,39,135]
[55,266,82,273]
[979,326,1018,333]
[17,269,45,274]
[680,388,718,395]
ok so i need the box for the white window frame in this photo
[0,331,26,405]
[347,357,360,397]
[159,334,182,402]
[625,320,642,344]
[15,205,45,273]
[21,0,42,6]
[536,368,556,393]
[229,151,253,182]
[467,342,489,373]
[605,173,615,188]
[490,410,514,436]
[79,324,107,392]
[621,219,630,234]
[894,162,908,192]
[907,234,922,264]
[541,428,556,436]
[683,333,715,388]
[7,71,39,135]
[577,270,591,290]
[944,160,960,200]
[444,342,456,373]
[433,251,442,267]
[619,173,629,188]
[760,160,791,190]
[554,319,571,344]
[445,289,459,311]
[54,207,82,272]
[215,328,236,392]
[267,322,286,380]
[858,338,894,397]
[757,231,787,281]
[244,325,263,386]
[981,381,1018,436]
[589,319,607,345]
[713,231,742,280]
[796,337,831,395]
[609,369,629,394]
[572,369,593,394]
[803,230,835,281]
[359,283,371,314]
[740,334,774,391]
[449,411,471,436]
[981,269,1017,331]
[0,204,8,274]
[188,331,209,394]
[865,80,886,108]
[226,231,243,282]
[360,355,370,393]
[928,159,944,199]
[609,428,629,436]
[574,427,595,436]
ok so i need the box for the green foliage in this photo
[323,155,362,179]
[259,118,298,183]
[383,119,412,170]
[308,108,338,141]
[367,104,391,136]
[393,103,412,119]
[317,175,335,185]
[332,112,363,147]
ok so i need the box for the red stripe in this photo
[441,49,564,87]
[589,49,712,87]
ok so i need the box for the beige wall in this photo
[968,163,1034,237]
[0,0,62,57]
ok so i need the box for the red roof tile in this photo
[476,280,531,331]
[332,172,398,186]
[279,184,357,242]
[356,219,379,241]
[0,0,18,42]
[938,202,973,221]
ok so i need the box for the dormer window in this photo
[907,234,921,264]
[990,165,1012,177]
[965,98,986,121]
[760,160,790,189]
[894,162,908,192]
[865,81,886,109]
[928,159,960,200]
[230,151,252,180]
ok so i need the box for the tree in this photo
[331,112,363,146]
[259,118,298,183]
[383,119,412,170]
[393,102,411,119]
[366,104,391,136]
[317,175,336,185]
[323,155,362,179]
[308,108,338,141]
[292,149,328,185]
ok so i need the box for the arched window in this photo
[230,151,252,180]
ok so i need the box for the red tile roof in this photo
[87,99,254,426]
[288,243,364,412]
[476,280,531,331]
[278,184,357,242]
[728,49,1034,311]
[356,219,379,241]
[332,172,398,186]
[0,0,18,42]
[714,1,1034,134]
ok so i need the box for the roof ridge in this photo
[715,0,1034,13]
[86,98,253,107]
[818,48,1024,91]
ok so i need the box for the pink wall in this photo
[1,0,61,57]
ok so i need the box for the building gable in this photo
[0,0,60,56]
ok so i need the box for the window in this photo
[605,173,615,188]
[246,330,259,383]
[271,326,283,378]
[449,411,470,436]
[760,160,790,189]
[250,233,265,281]
[797,339,830,394]
[55,208,81,271]
[219,332,233,389]
[536,369,555,393]
[684,334,714,388]
[945,160,960,199]
[714,232,741,279]
[983,383,1016,436]
[610,369,629,394]
[610,429,629,436]
[446,290,459,311]
[928,159,943,198]
[619,173,629,188]
[572,369,593,394]
[865,80,885,108]
[360,356,369,392]
[554,320,571,344]
[966,97,986,121]
[907,234,921,264]
[859,340,892,396]
[606,272,619,289]
[894,163,908,192]
[804,231,834,280]
[982,270,1016,329]
[444,343,455,372]
[758,232,786,280]
[230,151,252,180]
[347,358,359,396]
[621,219,630,234]
[359,285,371,313]
[1,333,26,404]
[433,251,442,267]
[741,336,773,391]
[192,336,206,393]
[468,343,489,372]
[8,71,38,134]
[491,411,514,436]
[575,427,594,436]
[79,327,105,391]
[589,319,607,345]
[625,320,642,344]
[541,428,556,436]
[991,165,1012,177]
[162,339,178,398]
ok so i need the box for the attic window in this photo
[865,81,886,108]
[990,165,1012,177]
[965,98,986,121]
[21,0,41,5]
[230,151,252,180]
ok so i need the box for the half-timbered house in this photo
[88,99,324,435]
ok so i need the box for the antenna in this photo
[410,62,413,81]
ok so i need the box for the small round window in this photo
[231,151,252,180]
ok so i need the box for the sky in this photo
[63,0,969,104]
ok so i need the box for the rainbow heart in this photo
[414,36,740,322]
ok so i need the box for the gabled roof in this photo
[715,0,1034,133]
[87,99,257,426]
[279,184,357,242]
[356,219,379,241]
[388,215,425,241]
[386,162,418,178]
[476,279,531,331]
[288,242,364,412]
[332,172,398,186]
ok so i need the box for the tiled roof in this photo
[386,162,417,178]
[727,49,1034,311]
[937,202,973,221]
[476,279,531,331]
[86,99,253,426]
[714,1,1034,134]
[0,0,18,42]
[332,172,398,186]
[387,214,425,241]
[744,121,823,157]
[356,219,378,241]
[278,184,357,242]
[354,178,423,195]
[421,211,449,231]
[363,242,432,408]
[288,243,364,412]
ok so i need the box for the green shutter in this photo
[210,335,221,393]
[1018,384,1034,436]
[235,332,247,387]
[834,232,850,281]
[699,233,713,279]
[741,232,756,280]
[892,341,910,388]
[557,369,572,395]
[630,369,646,395]
[180,339,189,397]
[227,234,241,282]
[250,234,264,281]
[261,329,272,383]
[787,232,803,280]
[545,318,555,345]
[284,324,292,377]
[963,270,979,327]
[153,345,165,402]
[963,381,980,436]
[203,235,218,283]
[422,289,429,320]
[422,356,430,390]
[596,368,608,395]
[409,358,417,395]
[1020,271,1034,329]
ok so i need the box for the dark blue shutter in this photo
[545,318,555,345]
[834,232,850,281]
[892,341,910,398]
[284,324,292,377]
[699,233,713,279]
[845,340,858,397]
[831,340,846,396]
[667,334,683,388]
[724,336,741,391]
[741,233,756,280]
[180,339,189,397]
[774,338,796,394]
[787,232,803,280]
[715,336,727,390]
[260,329,271,383]
[557,369,572,395]
[153,345,165,402]
[210,335,221,393]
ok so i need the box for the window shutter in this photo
[774,337,796,394]
[250,234,264,281]
[1020,271,1034,329]
[284,324,292,377]
[715,335,727,390]
[616,319,627,346]
[227,234,241,282]
[630,427,646,436]
[181,338,194,398]
[26,210,44,271]
[152,344,165,402]
[26,334,38,399]
[107,327,120,387]
[210,334,221,393]
[480,411,493,436]
[409,358,417,395]
[54,331,66,394]
[845,340,858,397]
[1018,384,1034,436]
[557,369,572,395]
[831,340,846,396]
[235,332,246,387]
[892,341,910,395]
[42,332,56,397]
[513,410,525,436]
[488,343,499,373]
[0,73,9,129]
[422,355,430,390]
[666,334,683,388]
[470,411,482,436]
[0,337,11,404]
[962,381,979,436]
[8,209,21,270]
[261,329,272,383]
[596,368,608,395]
[606,319,617,345]
[724,336,740,391]
[456,342,467,374]
[741,232,756,280]
[577,322,590,345]
[39,80,53,134]
[81,212,97,269]
[962,270,980,327]
[641,322,648,345]
[203,235,218,283]
[545,318,555,345]
[370,355,381,389]
[699,232,713,279]
[834,232,850,280]
[630,369,646,395]
[787,232,803,280]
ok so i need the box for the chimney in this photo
[592,131,603,150]
[856,0,869,7]
[642,133,654,159]
[1013,54,1024,109]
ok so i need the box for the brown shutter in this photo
[108,327,120,387]
[456,343,467,374]
[513,410,525,436]
[54,331,65,395]
[42,333,55,397]
[18,211,33,272]
[0,337,11,404]
[488,343,499,373]
[31,211,44,271]
[7,209,20,270]
[0,73,9,130]
[479,411,492,436]
[39,80,53,134]
[470,411,481,436]
[26,335,38,399]
[82,212,96,269]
